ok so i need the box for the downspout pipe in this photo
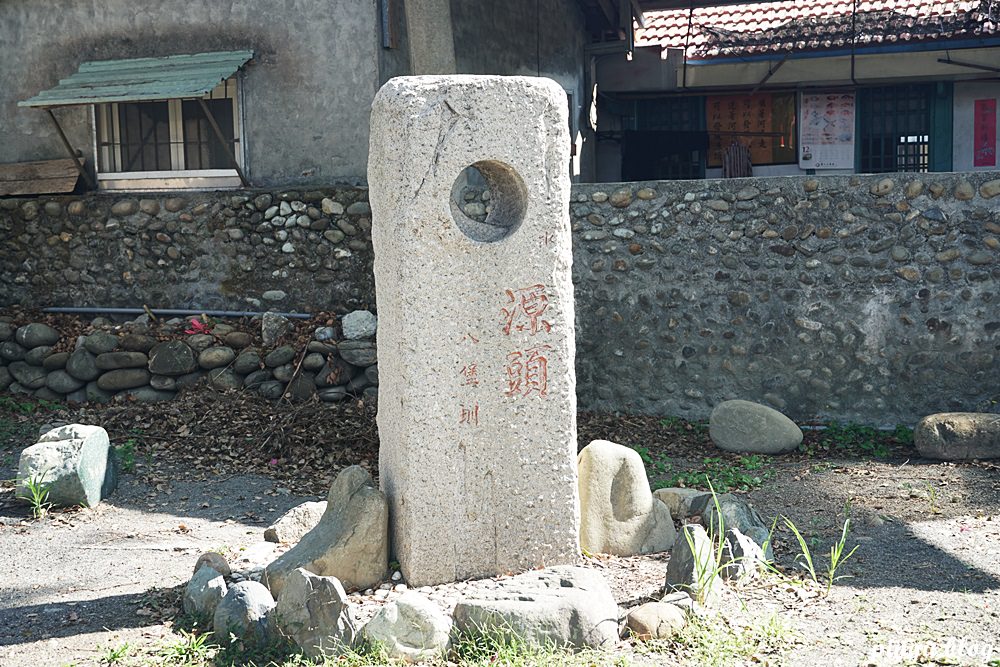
[43,306,313,319]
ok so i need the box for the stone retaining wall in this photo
[2,172,998,423]
[0,312,378,405]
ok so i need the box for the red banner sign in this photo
[974,99,997,167]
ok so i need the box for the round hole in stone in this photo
[450,160,528,243]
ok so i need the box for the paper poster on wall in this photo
[974,99,997,167]
[798,92,855,170]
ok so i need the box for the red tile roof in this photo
[635,0,999,59]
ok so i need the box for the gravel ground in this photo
[1,395,999,666]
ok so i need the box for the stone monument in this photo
[369,75,579,586]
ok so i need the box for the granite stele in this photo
[369,75,579,586]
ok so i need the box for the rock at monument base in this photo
[653,487,706,521]
[184,566,228,622]
[264,501,328,543]
[578,439,676,555]
[263,466,387,596]
[341,310,377,340]
[213,581,275,646]
[689,493,772,559]
[709,400,803,454]
[17,424,110,508]
[623,602,687,640]
[194,551,232,578]
[360,591,452,663]
[101,447,119,501]
[914,413,1000,460]
[721,527,767,583]
[274,568,356,660]
[665,525,721,602]
[452,566,618,651]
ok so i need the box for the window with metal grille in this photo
[625,97,706,180]
[858,85,932,173]
[96,78,241,175]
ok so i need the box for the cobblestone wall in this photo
[2,172,998,423]
[0,189,375,313]
[571,173,1000,425]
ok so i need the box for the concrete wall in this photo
[953,81,1000,173]
[1,0,381,186]
[3,171,998,425]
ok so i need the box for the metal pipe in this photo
[43,306,313,319]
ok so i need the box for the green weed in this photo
[449,620,611,667]
[659,612,791,667]
[678,483,728,604]
[100,641,132,665]
[783,515,859,594]
[658,455,772,493]
[16,471,53,519]
[156,629,217,665]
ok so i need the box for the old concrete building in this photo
[2,0,645,190]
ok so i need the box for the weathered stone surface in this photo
[623,602,687,640]
[264,345,296,367]
[361,592,452,663]
[274,568,356,659]
[370,75,578,586]
[207,368,242,391]
[578,440,675,555]
[97,368,150,391]
[709,400,802,454]
[0,341,26,361]
[24,345,53,366]
[15,323,60,348]
[148,341,197,376]
[689,493,771,558]
[265,501,328,544]
[95,351,148,370]
[665,524,721,602]
[233,350,262,374]
[452,566,618,650]
[263,466,387,595]
[214,581,275,646]
[261,312,292,346]
[653,487,706,521]
[341,310,377,340]
[43,351,69,371]
[184,566,228,621]
[914,413,1000,460]
[17,424,109,508]
[981,179,1000,199]
[120,334,157,353]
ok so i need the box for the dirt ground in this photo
[2,393,999,667]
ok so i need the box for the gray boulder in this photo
[95,351,148,370]
[709,400,802,454]
[264,345,296,367]
[214,581,276,646]
[0,341,26,361]
[148,341,197,376]
[120,386,175,402]
[274,568,356,659]
[578,440,675,555]
[199,346,236,370]
[263,466,388,595]
[207,368,242,391]
[653,488,706,520]
[17,424,110,508]
[66,349,100,381]
[194,551,232,577]
[261,312,292,347]
[15,323,60,348]
[361,592,451,663]
[24,346,53,366]
[341,311,377,340]
[233,350,262,375]
[83,332,119,355]
[8,362,47,389]
[184,566,228,622]
[453,566,618,650]
[915,413,1000,460]
[318,386,349,402]
[665,524,721,602]
[265,501,328,544]
[0,367,12,391]
[42,352,70,371]
[721,527,767,584]
[96,368,150,391]
[337,340,376,366]
[689,493,772,558]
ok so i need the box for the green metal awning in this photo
[19,50,253,108]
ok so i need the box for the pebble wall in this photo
[2,172,998,423]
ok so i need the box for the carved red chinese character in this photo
[501,284,552,336]
[459,403,479,426]
[459,363,480,387]
[504,344,552,398]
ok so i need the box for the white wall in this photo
[953,81,1000,172]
